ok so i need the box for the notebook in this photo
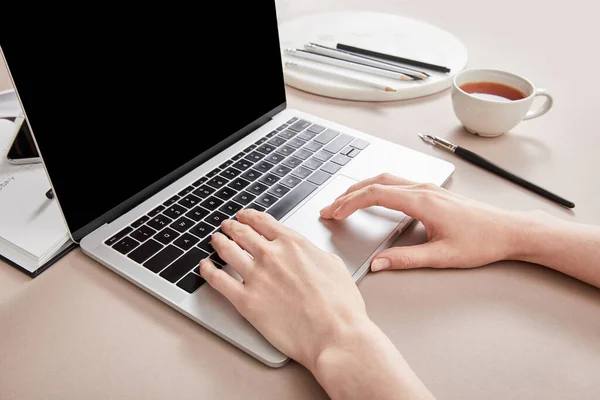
[0,89,75,277]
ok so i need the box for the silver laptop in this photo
[1,3,454,367]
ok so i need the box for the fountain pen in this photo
[418,134,575,209]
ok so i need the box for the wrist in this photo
[504,210,563,263]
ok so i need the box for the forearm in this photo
[511,211,600,288]
[310,317,434,400]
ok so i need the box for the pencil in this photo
[304,43,428,80]
[336,43,451,74]
[284,61,396,92]
[284,49,413,81]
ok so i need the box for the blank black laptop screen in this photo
[0,3,286,240]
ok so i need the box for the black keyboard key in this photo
[189,221,214,239]
[314,150,334,162]
[206,176,229,190]
[192,184,216,199]
[276,145,296,157]
[254,160,275,173]
[246,203,266,212]
[347,148,360,158]
[198,237,215,253]
[271,164,293,177]
[276,125,287,131]
[131,225,157,242]
[232,159,253,171]
[331,154,351,166]
[267,130,279,137]
[307,124,326,134]
[307,170,331,186]
[247,182,269,196]
[206,168,220,178]
[282,156,303,169]
[229,177,251,190]
[267,136,287,147]
[265,153,285,164]
[214,187,237,201]
[259,173,280,186]
[256,144,276,154]
[143,245,183,273]
[163,195,180,207]
[280,174,302,188]
[314,129,339,144]
[267,181,317,220]
[233,191,255,206]
[178,185,195,196]
[173,233,199,251]
[192,176,207,187]
[219,160,233,169]
[186,206,210,222]
[241,169,262,181]
[303,158,324,170]
[178,193,202,209]
[287,137,307,149]
[154,227,180,245]
[163,204,187,219]
[303,141,323,152]
[221,167,242,179]
[160,248,205,283]
[220,201,243,216]
[210,252,226,267]
[148,214,172,230]
[170,216,195,233]
[297,131,316,141]
[148,205,165,217]
[244,151,265,163]
[321,162,341,175]
[232,152,245,161]
[255,137,268,145]
[291,166,312,179]
[131,216,150,229]
[279,130,297,139]
[206,210,229,227]
[105,226,133,246]
[292,148,312,160]
[268,184,291,198]
[287,117,298,124]
[113,236,140,254]
[350,138,369,150]
[128,239,163,264]
[177,272,205,293]
[200,196,224,211]
[244,144,257,153]
[323,134,353,154]
[288,119,311,132]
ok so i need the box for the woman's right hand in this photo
[320,173,540,272]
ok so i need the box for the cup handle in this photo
[523,88,553,120]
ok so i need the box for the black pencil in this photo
[336,43,451,74]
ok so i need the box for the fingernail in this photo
[319,207,327,216]
[332,207,342,218]
[371,258,390,272]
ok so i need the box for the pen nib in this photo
[417,133,436,145]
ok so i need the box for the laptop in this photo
[0,2,454,367]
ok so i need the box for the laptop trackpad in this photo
[282,175,406,276]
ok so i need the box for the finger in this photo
[220,217,269,257]
[320,173,415,215]
[370,241,449,271]
[210,231,254,278]
[321,184,425,221]
[236,208,289,240]
[199,258,244,304]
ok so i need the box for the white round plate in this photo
[278,11,468,102]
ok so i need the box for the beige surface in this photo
[2,0,600,399]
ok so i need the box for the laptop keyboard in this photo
[104,117,370,294]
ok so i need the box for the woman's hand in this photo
[320,173,535,272]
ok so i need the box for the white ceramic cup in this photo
[451,69,553,137]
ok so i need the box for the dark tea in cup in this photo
[459,81,526,102]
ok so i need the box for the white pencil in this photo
[284,61,396,92]
[303,43,429,80]
[284,49,413,81]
